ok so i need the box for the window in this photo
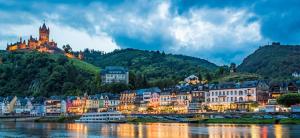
[239,91,243,95]
[234,91,237,95]
[231,97,233,101]
[239,97,243,102]
[230,91,233,95]
[227,91,229,95]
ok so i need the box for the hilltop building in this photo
[184,75,200,85]
[7,23,60,53]
[6,23,83,59]
[101,66,129,84]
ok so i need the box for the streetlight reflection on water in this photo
[63,123,289,138]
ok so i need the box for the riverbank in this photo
[34,116,81,123]
[2,117,299,124]
[126,117,300,124]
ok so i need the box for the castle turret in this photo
[78,51,84,60]
[39,23,50,43]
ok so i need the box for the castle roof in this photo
[40,23,49,30]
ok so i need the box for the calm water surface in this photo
[0,122,300,138]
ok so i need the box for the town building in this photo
[159,87,192,113]
[118,90,136,112]
[269,81,300,99]
[205,81,269,112]
[14,98,33,114]
[86,95,100,112]
[0,96,17,115]
[184,75,200,85]
[101,66,129,84]
[135,87,161,112]
[45,96,62,116]
[30,98,46,116]
[67,95,87,115]
[189,85,208,113]
[107,94,120,111]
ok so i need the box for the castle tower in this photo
[39,23,50,43]
[78,51,84,60]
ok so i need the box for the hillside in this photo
[216,72,262,83]
[238,44,300,81]
[83,48,219,87]
[0,51,101,97]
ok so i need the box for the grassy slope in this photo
[216,72,262,82]
[69,58,100,75]
[49,53,100,75]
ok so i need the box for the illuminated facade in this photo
[159,87,194,113]
[45,98,62,115]
[188,85,208,113]
[6,23,60,53]
[118,90,136,112]
[205,81,269,112]
[6,23,83,59]
[67,96,87,114]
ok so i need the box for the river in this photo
[0,122,300,138]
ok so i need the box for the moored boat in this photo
[75,112,126,123]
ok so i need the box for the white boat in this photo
[75,112,126,123]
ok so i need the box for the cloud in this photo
[167,8,265,64]
[0,0,299,65]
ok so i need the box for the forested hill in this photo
[83,48,219,87]
[238,44,300,81]
[0,51,101,97]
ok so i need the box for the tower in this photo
[39,23,50,43]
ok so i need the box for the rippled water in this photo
[0,122,300,138]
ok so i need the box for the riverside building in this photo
[205,81,269,112]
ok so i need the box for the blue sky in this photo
[0,0,299,65]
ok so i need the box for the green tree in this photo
[62,44,72,53]
[205,73,212,82]
[277,93,300,107]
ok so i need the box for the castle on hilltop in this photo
[7,23,61,53]
[6,23,83,59]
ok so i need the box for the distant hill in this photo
[83,48,219,87]
[238,44,300,81]
[0,51,100,97]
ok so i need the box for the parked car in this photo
[291,114,300,119]
[224,115,233,118]
[263,115,273,119]
[214,115,225,119]
[232,115,241,119]
[275,115,289,119]
[252,115,263,119]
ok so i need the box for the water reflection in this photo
[0,122,300,138]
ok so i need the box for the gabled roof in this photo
[209,80,261,90]
[101,66,128,74]
[136,87,161,95]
